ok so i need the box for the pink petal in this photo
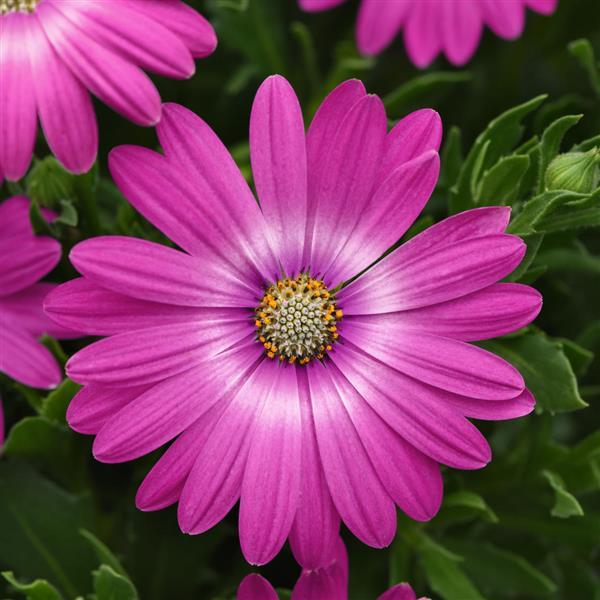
[1,282,79,339]
[441,0,484,66]
[69,236,257,308]
[66,319,252,387]
[57,0,195,79]
[481,0,525,39]
[0,196,55,240]
[340,213,524,313]
[308,94,387,282]
[445,388,536,421]
[293,565,346,600]
[305,80,366,269]
[37,1,161,126]
[136,401,227,511]
[0,321,61,389]
[341,325,525,400]
[308,362,397,548]
[0,236,61,297]
[525,0,558,15]
[237,574,278,600]
[92,343,259,463]
[250,75,307,276]
[355,283,542,342]
[398,206,512,256]
[0,398,4,447]
[356,0,408,56]
[0,13,37,180]
[376,108,443,188]
[299,0,347,11]
[332,345,492,470]
[125,0,217,58]
[67,384,149,435]
[26,14,97,174]
[44,278,211,336]
[153,103,279,282]
[323,362,443,521]
[178,359,270,535]
[329,150,440,283]
[109,145,274,289]
[378,583,418,600]
[403,1,442,69]
[289,373,340,570]
[240,364,302,565]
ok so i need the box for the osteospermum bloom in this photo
[45,76,541,567]
[299,0,558,67]
[237,537,428,600]
[0,0,216,181]
[0,197,78,443]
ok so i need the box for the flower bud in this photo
[545,148,600,193]
[26,156,76,209]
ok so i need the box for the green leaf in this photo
[41,379,80,424]
[80,531,128,579]
[439,125,463,189]
[542,469,584,518]
[445,542,557,597]
[437,490,498,524]
[568,38,600,96]
[569,431,600,464]
[535,247,600,275]
[0,461,96,597]
[476,154,530,205]
[506,233,544,282]
[451,95,546,213]
[556,338,594,376]
[93,565,138,600]
[419,539,484,600]
[481,332,588,413]
[534,192,600,232]
[383,71,471,115]
[509,190,588,237]
[2,572,64,600]
[2,417,86,488]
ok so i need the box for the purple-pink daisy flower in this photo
[45,76,541,567]
[0,196,78,442]
[299,0,558,67]
[0,0,216,181]
[237,537,427,600]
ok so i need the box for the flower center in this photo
[1,0,38,15]
[255,274,343,365]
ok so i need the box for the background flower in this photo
[0,196,78,443]
[0,0,216,181]
[46,76,539,570]
[299,0,558,67]
[237,537,428,599]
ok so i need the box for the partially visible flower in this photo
[45,76,540,568]
[299,0,558,67]
[546,148,600,193]
[0,0,217,181]
[0,196,78,442]
[237,537,427,600]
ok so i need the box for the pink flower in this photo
[0,196,79,443]
[45,76,541,567]
[237,537,427,600]
[0,0,216,181]
[299,0,558,67]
